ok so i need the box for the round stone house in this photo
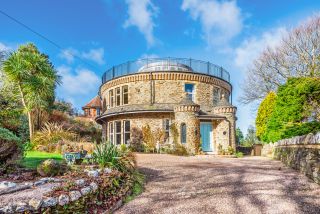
[95,58,237,154]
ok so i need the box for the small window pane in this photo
[116,87,121,106]
[123,120,130,144]
[164,119,170,140]
[122,85,128,105]
[185,84,195,101]
[213,87,220,105]
[124,120,130,132]
[115,121,121,145]
[185,84,194,93]
[181,123,187,144]
[109,90,114,108]
[109,122,114,144]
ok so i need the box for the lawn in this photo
[21,151,63,169]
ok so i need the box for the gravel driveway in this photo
[116,154,320,214]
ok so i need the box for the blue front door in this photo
[200,122,213,152]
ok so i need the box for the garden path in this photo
[116,154,320,214]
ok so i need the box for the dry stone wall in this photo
[269,132,320,184]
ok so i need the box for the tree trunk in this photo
[18,83,34,140]
[28,111,33,140]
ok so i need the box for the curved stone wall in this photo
[100,72,231,114]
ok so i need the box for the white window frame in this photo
[116,87,121,106]
[115,121,122,145]
[185,83,195,101]
[108,122,114,144]
[123,120,130,144]
[122,85,128,105]
[109,89,114,108]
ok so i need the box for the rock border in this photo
[0,168,128,213]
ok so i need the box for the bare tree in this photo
[241,16,320,104]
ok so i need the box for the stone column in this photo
[213,106,237,150]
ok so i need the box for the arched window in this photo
[181,123,187,144]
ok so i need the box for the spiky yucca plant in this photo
[92,142,135,172]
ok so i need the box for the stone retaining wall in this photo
[270,133,320,184]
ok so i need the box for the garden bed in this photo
[0,167,135,213]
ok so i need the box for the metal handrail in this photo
[101,57,230,84]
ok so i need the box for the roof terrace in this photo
[101,57,230,84]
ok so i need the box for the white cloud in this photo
[59,48,105,65]
[81,48,105,65]
[181,0,243,47]
[57,65,100,96]
[124,0,158,47]
[234,27,287,72]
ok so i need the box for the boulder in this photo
[15,202,29,213]
[37,159,61,177]
[58,194,70,206]
[0,181,16,189]
[75,179,86,187]
[80,186,92,195]
[42,197,57,208]
[87,170,99,177]
[90,182,98,192]
[28,198,43,210]
[69,191,82,201]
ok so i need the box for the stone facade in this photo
[96,65,237,154]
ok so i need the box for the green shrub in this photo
[37,159,67,177]
[282,121,320,139]
[227,146,235,155]
[168,143,189,156]
[0,127,21,165]
[235,152,244,158]
[262,77,320,142]
[92,142,135,172]
[256,92,276,141]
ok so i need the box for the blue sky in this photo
[1,0,320,134]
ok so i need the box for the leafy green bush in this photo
[282,121,320,139]
[168,143,189,156]
[256,92,276,141]
[258,77,320,142]
[92,142,135,172]
[235,152,244,158]
[37,159,67,177]
[0,127,21,165]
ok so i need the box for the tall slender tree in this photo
[2,43,60,139]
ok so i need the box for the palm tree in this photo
[2,43,60,139]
